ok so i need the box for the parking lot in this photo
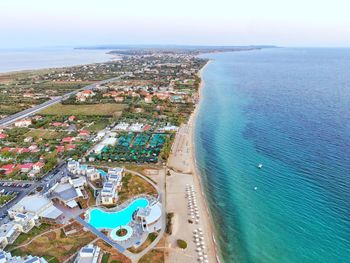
[0,161,68,224]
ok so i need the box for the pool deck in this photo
[74,168,166,263]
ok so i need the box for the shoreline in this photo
[190,60,221,262]
[165,59,219,263]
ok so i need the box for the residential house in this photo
[14,119,32,128]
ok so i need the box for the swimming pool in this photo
[98,169,107,177]
[87,198,149,229]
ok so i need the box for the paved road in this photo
[0,161,67,222]
[0,75,126,128]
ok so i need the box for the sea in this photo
[0,47,115,73]
[195,48,350,263]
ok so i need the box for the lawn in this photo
[7,223,53,249]
[95,240,131,263]
[0,194,15,206]
[128,232,158,253]
[11,227,96,262]
[118,173,157,204]
[25,129,65,140]
[139,249,164,263]
[40,103,127,116]
[139,237,165,263]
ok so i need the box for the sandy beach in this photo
[166,61,219,263]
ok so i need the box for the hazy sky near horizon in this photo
[1,0,350,48]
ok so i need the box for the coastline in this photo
[166,60,219,263]
[190,60,221,262]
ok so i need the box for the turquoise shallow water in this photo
[88,198,149,229]
[195,48,350,262]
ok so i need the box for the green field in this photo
[40,103,127,116]
[0,194,15,206]
[25,129,65,140]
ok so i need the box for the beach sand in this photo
[166,61,219,263]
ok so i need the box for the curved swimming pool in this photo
[87,198,149,229]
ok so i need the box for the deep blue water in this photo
[195,48,350,263]
[0,47,116,73]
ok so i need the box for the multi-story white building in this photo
[100,182,118,205]
[0,223,20,249]
[108,167,123,177]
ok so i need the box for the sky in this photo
[1,0,350,48]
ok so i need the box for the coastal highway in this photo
[0,74,126,128]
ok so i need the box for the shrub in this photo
[166,212,174,234]
[177,239,187,249]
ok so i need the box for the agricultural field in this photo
[40,103,127,116]
[25,129,65,140]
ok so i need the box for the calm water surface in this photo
[196,48,350,262]
[0,47,115,73]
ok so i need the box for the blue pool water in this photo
[98,169,108,177]
[88,198,149,229]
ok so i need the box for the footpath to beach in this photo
[166,62,219,263]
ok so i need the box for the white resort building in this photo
[8,194,62,222]
[99,167,124,205]
[0,250,47,263]
[74,245,101,263]
[100,182,118,205]
[136,201,162,231]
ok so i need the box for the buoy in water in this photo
[254,186,258,191]
[258,164,263,169]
